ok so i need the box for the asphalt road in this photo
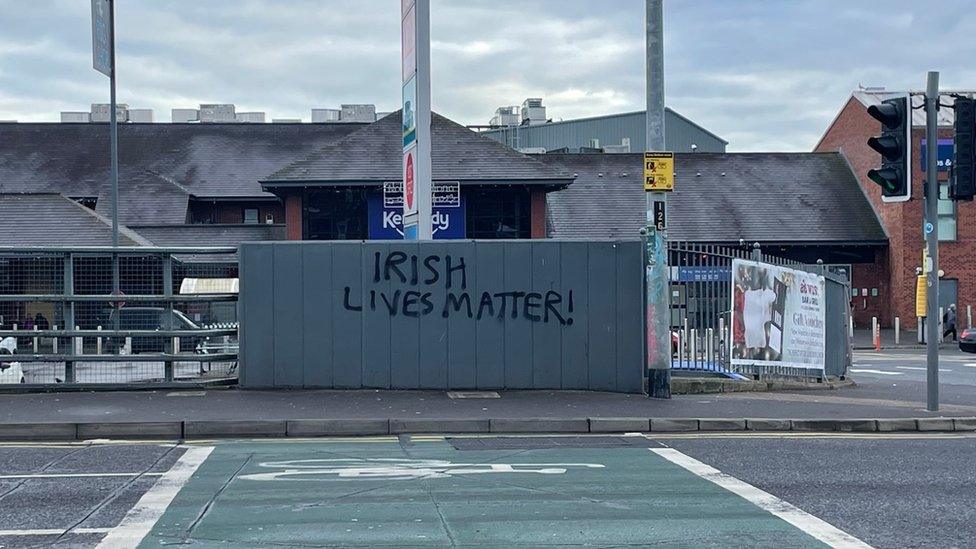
[1,434,974,548]
[844,348,976,410]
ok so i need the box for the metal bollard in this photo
[33,325,38,353]
[894,317,900,345]
[939,307,945,343]
[51,325,57,354]
[848,315,854,339]
[872,317,880,351]
[74,325,82,355]
[917,317,924,344]
[96,326,102,355]
[124,336,132,355]
[706,328,714,367]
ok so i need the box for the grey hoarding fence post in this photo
[925,71,940,412]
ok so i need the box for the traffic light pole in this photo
[925,71,940,412]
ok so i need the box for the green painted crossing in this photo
[138,438,831,547]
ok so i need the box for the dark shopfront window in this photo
[465,187,530,239]
[304,188,368,240]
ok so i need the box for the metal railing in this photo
[0,247,239,387]
[669,241,839,381]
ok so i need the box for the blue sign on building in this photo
[368,185,465,240]
[920,139,953,172]
[675,266,731,283]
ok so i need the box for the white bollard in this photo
[96,326,102,355]
[848,315,854,339]
[74,325,82,355]
[939,307,945,343]
[706,328,714,365]
[173,336,180,355]
[690,328,698,365]
[124,336,132,355]
[918,317,924,344]
[51,325,57,354]
[894,317,900,345]
[33,325,38,353]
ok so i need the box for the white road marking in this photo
[0,472,164,480]
[896,366,952,372]
[849,368,902,376]
[651,448,873,549]
[96,445,213,548]
[0,527,111,537]
[240,458,605,482]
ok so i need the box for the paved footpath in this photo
[2,433,974,548]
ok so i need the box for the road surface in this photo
[1,433,974,547]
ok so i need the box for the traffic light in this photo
[866,96,911,202]
[951,97,975,201]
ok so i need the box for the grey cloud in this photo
[0,0,973,151]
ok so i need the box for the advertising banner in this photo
[730,259,825,371]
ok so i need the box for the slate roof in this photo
[0,193,150,246]
[537,152,888,244]
[130,224,285,248]
[0,122,365,213]
[263,111,573,186]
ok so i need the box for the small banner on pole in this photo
[643,152,675,192]
[91,0,112,77]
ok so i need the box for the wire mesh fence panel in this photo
[0,247,238,387]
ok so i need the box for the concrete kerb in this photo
[0,417,973,441]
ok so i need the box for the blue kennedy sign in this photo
[368,183,465,239]
[920,139,953,172]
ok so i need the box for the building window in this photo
[939,183,956,241]
[243,208,259,224]
[465,188,530,239]
[303,188,368,240]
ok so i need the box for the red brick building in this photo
[816,88,972,330]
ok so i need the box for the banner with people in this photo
[730,259,826,371]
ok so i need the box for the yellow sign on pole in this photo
[643,152,674,192]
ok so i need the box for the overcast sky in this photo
[1,0,974,151]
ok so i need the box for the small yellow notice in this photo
[644,152,674,192]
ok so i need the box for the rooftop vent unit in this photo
[340,104,376,123]
[311,108,341,123]
[521,98,547,126]
[199,104,236,123]
[490,106,520,127]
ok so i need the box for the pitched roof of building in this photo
[0,193,151,246]
[537,152,887,244]
[130,223,285,248]
[263,111,574,186]
[0,122,365,204]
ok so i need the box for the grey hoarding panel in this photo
[239,240,645,393]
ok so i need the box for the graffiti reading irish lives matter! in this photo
[342,251,575,325]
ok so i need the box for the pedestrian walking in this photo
[943,304,958,341]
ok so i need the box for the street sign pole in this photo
[401,0,432,240]
[108,0,120,305]
[92,0,121,321]
[645,0,670,398]
[924,71,940,412]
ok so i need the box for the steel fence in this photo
[0,247,239,387]
[669,241,846,381]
